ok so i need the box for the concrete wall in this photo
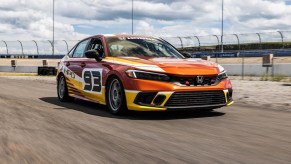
[0,66,38,73]
[0,64,290,76]
[222,63,291,76]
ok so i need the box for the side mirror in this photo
[84,50,102,61]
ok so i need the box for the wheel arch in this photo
[57,72,65,81]
[104,71,124,91]
[104,73,128,114]
[105,74,121,96]
[57,72,73,102]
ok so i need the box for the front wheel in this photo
[106,77,127,115]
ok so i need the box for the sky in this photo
[0,0,291,41]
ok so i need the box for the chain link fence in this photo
[0,40,79,57]
[164,31,291,50]
[0,31,291,57]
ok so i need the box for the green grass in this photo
[260,74,286,82]
[0,72,38,76]
[272,74,285,82]
[260,74,269,81]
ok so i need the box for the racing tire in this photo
[57,74,73,102]
[106,76,128,115]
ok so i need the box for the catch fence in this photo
[1,31,291,58]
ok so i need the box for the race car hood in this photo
[108,57,220,75]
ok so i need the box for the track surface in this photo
[0,77,291,163]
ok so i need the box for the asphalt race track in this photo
[0,77,291,163]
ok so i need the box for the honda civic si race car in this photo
[57,34,233,115]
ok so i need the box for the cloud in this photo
[135,20,154,35]
[0,0,290,42]
[0,0,87,41]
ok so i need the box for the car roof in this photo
[77,34,160,47]
[88,34,155,39]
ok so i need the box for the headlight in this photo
[125,70,170,81]
[218,64,225,72]
[217,71,228,81]
[216,65,227,81]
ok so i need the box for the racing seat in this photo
[95,44,104,57]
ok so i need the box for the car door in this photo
[79,37,107,104]
[65,39,91,97]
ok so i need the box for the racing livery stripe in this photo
[59,62,83,82]
[67,87,80,92]
[105,57,146,65]
[124,90,140,93]
[103,57,165,72]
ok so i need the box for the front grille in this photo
[165,91,225,107]
[170,75,217,86]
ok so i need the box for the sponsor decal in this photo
[82,68,103,94]
[119,37,155,41]
[60,65,75,79]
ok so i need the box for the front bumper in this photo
[125,89,234,111]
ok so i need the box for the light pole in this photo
[221,0,224,53]
[53,0,55,55]
[132,0,134,34]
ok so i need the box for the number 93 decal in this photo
[82,68,102,93]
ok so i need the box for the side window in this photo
[72,39,90,58]
[88,38,104,57]
[67,46,75,57]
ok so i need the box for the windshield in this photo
[105,36,184,58]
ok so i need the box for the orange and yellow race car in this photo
[57,34,233,115]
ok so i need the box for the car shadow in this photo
[40,97,225,120]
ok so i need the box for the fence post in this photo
[47,40,53,55]
[32,40,39,55]
[277,31,284,48]
[213,35,220,50]
[212,35,220,62]
[233,34,240,50]
[194,36,200,50]
[177,37,183,48]
[63,40,69,52]
[17,40,24,57]
[256,33,262,49]
[233,34,243,79]
[1,40,9,56]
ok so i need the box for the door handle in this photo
[80,62,86,67]
[65,62,70,67]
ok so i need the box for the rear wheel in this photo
[106,77,127,115]
[57,74,72,102]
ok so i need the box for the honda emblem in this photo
[196,76,204,84]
